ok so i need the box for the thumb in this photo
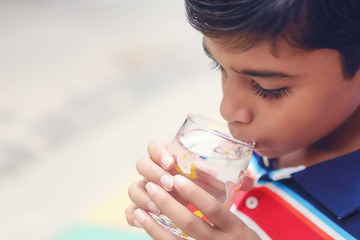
[223,171,256,208]
[240,175,256,192]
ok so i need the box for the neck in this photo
[277,107,360,168]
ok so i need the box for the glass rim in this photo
[187,113,256,148]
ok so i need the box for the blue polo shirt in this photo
[230,149,360,239]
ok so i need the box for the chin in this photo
[254,147,284,159]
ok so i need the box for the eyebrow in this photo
[232,69,295,78]
[202,40,298,79]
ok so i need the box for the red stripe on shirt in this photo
[235,187,334,240]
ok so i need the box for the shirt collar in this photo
[291,149,360,219]
[254,150,360,219]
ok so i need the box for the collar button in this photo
[245,196,258,210]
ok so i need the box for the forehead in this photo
[203,36,306,59]
[203,36,344,80]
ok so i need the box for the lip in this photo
[253,146,268,153]
[230,133,257,148]
[188,113,256,148]
[228,126,256,144]
[227,124,282,157]
[232,136,277,157]
[230,134,268,153]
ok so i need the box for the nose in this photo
[220,79,254,124]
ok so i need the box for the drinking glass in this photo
[150,113,255,239]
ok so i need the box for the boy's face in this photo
[203,37,360,158]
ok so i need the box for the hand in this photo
[126,141,180,228]
[130,175,261,240]
[126,141,256,237]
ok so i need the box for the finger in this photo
[147,141,174,170]
[145,181,216,240]
[136,156,174,191]
[223,181,239,208]
[128,180,161,215]
[196,167,225,192]
[223,171,249,208]
[125,204,142,228]
[240,175,256,192]
[133,208,178,240]
[173,175,244,231]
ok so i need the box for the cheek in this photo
[257,88,357,153]
[257,104,307,144]
[253,107,318,157]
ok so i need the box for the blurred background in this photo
[0,0,222,239]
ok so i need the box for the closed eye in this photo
[251,80,289,100]
[211,61,223,71]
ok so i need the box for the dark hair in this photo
[185,0,360,79]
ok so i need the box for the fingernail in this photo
[145,182,158,195]
[133,219,142,228]
[134,208,145,223]
[160,175,174,191]
[174,175,188,188]
[161,153,173,169]
[148,201,161,215]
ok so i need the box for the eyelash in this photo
[251,81,289,100]
[211,61,289,100]
[211,61,223,71]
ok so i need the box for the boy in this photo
[126,0,360,239]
